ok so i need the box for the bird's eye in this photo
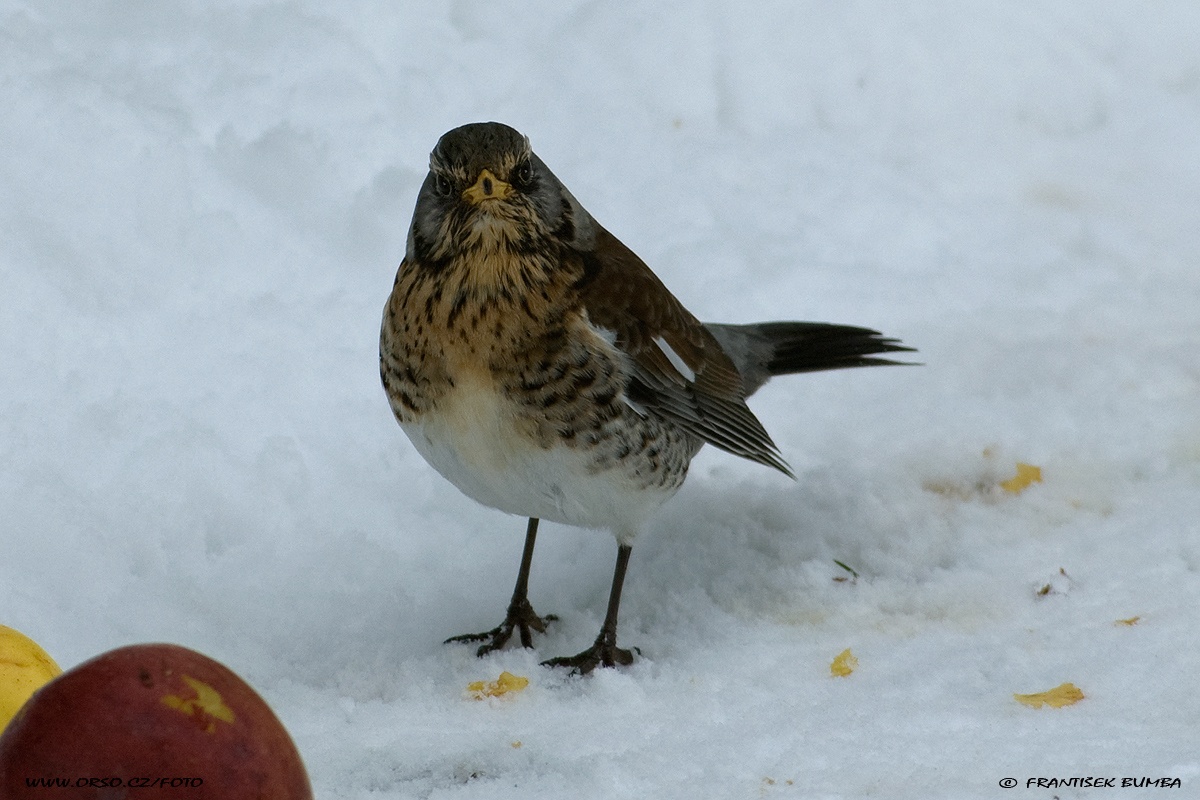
[512,158,534,188]
[433,174,453,197]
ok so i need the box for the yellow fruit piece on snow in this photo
[830,648,858,678]
[1000,463,1042,493]
[1014,682,1084,709]
[467,671,530,699]
[0,624,63,731]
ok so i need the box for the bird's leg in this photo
[444,517,557,656]
[542,543,638,674]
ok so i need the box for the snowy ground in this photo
[3,2,1199,798]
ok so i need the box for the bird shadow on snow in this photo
[621,467,947,643]
[608,445,1075,666]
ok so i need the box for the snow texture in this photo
[3,2,1199,797]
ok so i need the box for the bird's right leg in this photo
[445,517,557,656]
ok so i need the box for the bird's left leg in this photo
[541,542,638,674]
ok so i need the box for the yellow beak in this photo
[462,169,513,205]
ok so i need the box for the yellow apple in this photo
[0,625,61,731]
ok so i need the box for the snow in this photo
[3,2,1199,797]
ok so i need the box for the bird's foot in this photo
[540,632,639,675]
[445,597,557,657]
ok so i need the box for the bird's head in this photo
[406,122,595,265]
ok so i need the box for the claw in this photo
[445,597,557,657]
[541,636,639,675]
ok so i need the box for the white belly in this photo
[401,374,671,541]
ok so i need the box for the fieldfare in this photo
[381,122,913,673]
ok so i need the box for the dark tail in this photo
[704,321,916,397]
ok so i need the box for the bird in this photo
[380,122,913,674]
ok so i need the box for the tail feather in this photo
[705,321,916,397]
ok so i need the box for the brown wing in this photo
[576,226,793,477]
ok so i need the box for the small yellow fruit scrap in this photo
[0,624,63,730]
[1014,682,1084,709]
[830,648,858,678]
[1115,616,1140,626]
[467,671,530,700]
[1000,463,1042,493]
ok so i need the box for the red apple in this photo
[0,643,312,799]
